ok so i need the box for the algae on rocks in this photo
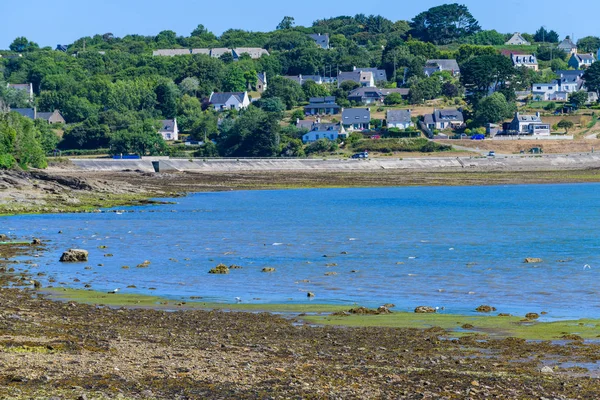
[209,264,230,274]
[59,249,89,262]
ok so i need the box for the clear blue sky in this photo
[1,0,598,50]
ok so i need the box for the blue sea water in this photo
[3,184,600,320]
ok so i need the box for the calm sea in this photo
[4,184,600,320]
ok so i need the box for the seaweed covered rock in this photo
[136,260,151,268]
[59,249,88,262]
[0,234,8,241]
[414,306,437,314]
[475,305,497,313]
[525,312,540,320]
[524,258,543,263]
[262,267,276,273]
[209,264,230,274]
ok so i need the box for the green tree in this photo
[60,118,110,149]
[569,91,589,109]
[467,30,506,46]
[155,81,180,119]
[1,112,46,169]
[302,80,330,99]
[583,62,600,96]
[277,16,295,30]
[410,4,481,44]
[474,92,514,125]
[9,37,39,52]
[461,55,515,106]
[577,36,600,53]
[219,107,281,157]
[534,27,559,43]
[109,121,167,156]
[408,77,442,104]
[222,65,247,92]
[179,77,200,96]
[263,76,305,110]
[557,119,574,133]
[384,92,403,105]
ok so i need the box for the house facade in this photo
[256,72,267,93]
[558,37,577,54]
[386,109,413,129]
[308,33,330,49]
[158,119,179,141]
[209,92,250,111]
[532,70,587,101]
[7,83,34,102]
[342,108,371,131]
[569,53,595,69]
[511,54,538,71]
[302,123,346,143]
[505,33,530,46]
[424,109,464,130]
[352,67,387,83]
[304,97,341,116]
[338,70,375,87]
[509,112,551,136]
[424,59,460,76]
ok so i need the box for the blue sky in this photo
[0,0,598,49]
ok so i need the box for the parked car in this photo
[488,151,496,157]
[471,134,485,140]
[352,151,369,159]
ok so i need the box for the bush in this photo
[0,154,16,169]
[351,138,451,153]
[544,102,556,111]
[305,138,338,155]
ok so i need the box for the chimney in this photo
[536,112,540,117]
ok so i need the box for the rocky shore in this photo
[1,242,600,398]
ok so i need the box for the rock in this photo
[377,306,392,314]
[324,272,337,276]
[525,313,540,320]
[414,306,437,314]
[31,238,42,245]
[229,264,243,269]
[462,324,474,329]
[59,249,88,262]
[382,303,395,309]
[104,254,113,257]
[33,280,41,289]
[540,366,554,374]
[524,258,543,263]
[349,307,378,315]
[136,260,151,268]
[498,313,512,317]
[307,292,315,298]
[0,234,7,241]
[262,267,276,273]
[209,264,230,274]
[475,305,497,313]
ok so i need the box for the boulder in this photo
[414,306,437,314]
[377,306,392,314]
[0,234,7,241]
[262,267,276,273]
[59,249,88,262]
[209,264,230,274]
[524,258,543,263]
[31,238,42,245]
[540,366,554,374]
[307,292,315,298]
[475,305,497,313]
[229,265,243,269]
[525,313,540,320]
[136,260,151,268]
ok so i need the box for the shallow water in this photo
[4,184,600,320]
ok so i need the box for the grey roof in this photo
[8,83,32,91]
[210,48,232,58]
[338,70,373,84]
[233,48,270,59]
[153,49,191,56]
[191,48,211,55]
[515,113,542,123]
[210,92,245,104]
[348,87,383,97]
[304,103,341,110]
[353,67,387,81]
[308,96,336,104]
[558,38,577,51]
[505,33,530,46]
[342,108,370,122]
[380,88,410,96]
[308,33,329,49]
[574,53,595,62]
[283,75,303,84]
[557,70,585,79]
[159,119,176,132]
[425,59,460,73]
[257,72,266,83]
[10,108,35,119]
[309,123,341,132]
[36,112,54,120]
[296,120,315,130]
[387,109,411,124]
[427,109,464,124]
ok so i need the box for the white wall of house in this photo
[388,121,414,129]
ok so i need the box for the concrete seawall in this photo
[70,154,600,173]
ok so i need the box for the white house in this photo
[424,109,464,130]
[337,70,375,87]
[532,82,568,101]
[569,53,595,69]
[342,108,371,131]
[158,119,179,141]
[511,54,538,71]
[302,123,346,143]
[209,92,250,111]
[386,109,413,129]
[505,33,530,46]
[7,83,34,102]
[509,112,550,136]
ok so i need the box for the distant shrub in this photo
[351,138,451,153]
